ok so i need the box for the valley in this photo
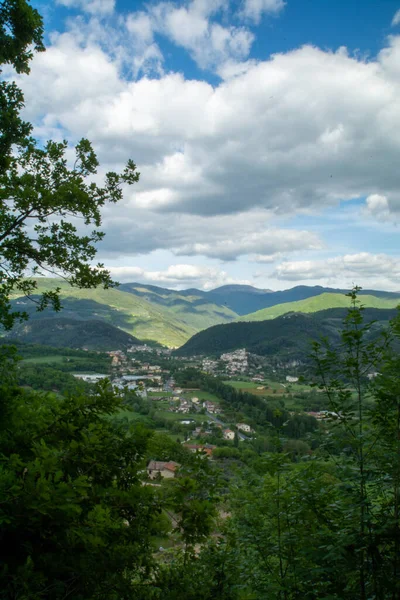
[6,279,400,350]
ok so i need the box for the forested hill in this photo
[10,279,237,348]
[6,317,140,351]
[202,284,400,316]
[9,280,400,349]
[238,292,400,322]
[175,308,398,358]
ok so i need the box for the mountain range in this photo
[4,279,400,350]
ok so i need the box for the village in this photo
[72,344,266,469]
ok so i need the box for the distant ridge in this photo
[197,284,400,316]
[8,279,399,348]
[237,292,400,322]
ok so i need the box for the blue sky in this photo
[20,0,400,290]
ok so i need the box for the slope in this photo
[238,293,400,322]
[6,317,140,351]
[119,282,238,330]
[199,284,400,316]
[175,308,398,359]
[10,279,197,347]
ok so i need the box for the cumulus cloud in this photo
[364,194,391,221]
[392,9,400,26]
[17,31,400,223]
[146,0,254,71]
[273,253,400,289]
[240,0,286,24]
[106,264,251,289]
[56,0,115,15]
[98,208,322,260]
[9,9,400,286]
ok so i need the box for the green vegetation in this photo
[9,278,239,347]
[120,282,238,329]
[182,390,220,402]
[4,4,400,599]
[176,306,397,358]
[239,291,400,321]
[6,315,140,350]
[0,8,139,331]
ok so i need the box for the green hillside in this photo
[10,279,196,347]
[119,282,238,330]
[176,308,398,358]
[6,317,140,350]
[238,292,400,322]
[9,279,238,348]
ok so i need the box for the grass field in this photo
[155,410,206,423]
[154,429,183,442]
[223,379,312,396]
[182,390,220,402]
[111,409,155,428]
[22,355,74,364]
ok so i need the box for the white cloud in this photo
[56,0,115,16]
[99,208,321,261]
[240,0,286,24]
[147,0,254,70]
[364,194,391,221]
[106,264,251,289]
[125,12,164,76]
[174,228,321,260]
[392,9,400,26]
[11,13,400,282]
[273,253,400,290]
[19,33,400,220]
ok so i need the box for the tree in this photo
[0,0,44,173]
[0,378,164,599]
[0,1,140,329]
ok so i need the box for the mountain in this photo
[175,308,398,358]
[9,279,237,348]
[6,317,140,350]
[119,282,238,330]
[204,285,400,316]
[238,292,400,322]
[8,280,399,349]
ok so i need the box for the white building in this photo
[223,429,235,441]
[73,373,108,382]
[236,423,253,433]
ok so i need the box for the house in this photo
[191,397,200,404]
[223,429,235,441]
[286,376,299,383]
[203,400,218,413]
[73,373,107,383]
[147,460,180,479]
[236,423,253,433]
[183,444,216,457]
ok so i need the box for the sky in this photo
[13,0,400,291]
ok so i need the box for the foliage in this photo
[222,289,400,599]
[0,2,140,330]
[7,316,140,350]
[176,306,396,359]
[0,0,44,173]
[0,378,165,599]
[0,137,139,329]
[175,368,318,437]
